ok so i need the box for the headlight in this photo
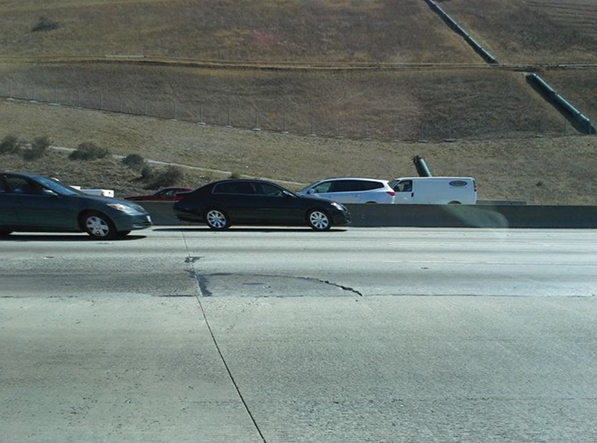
[330,202,345,211]
[107,203,143,214]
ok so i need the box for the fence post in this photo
[200,105,205,125]
[227,107,232,127]
[9,79,13,98]
[173,100,177,119]
[253,110,260,131]
[78,90,82,107]
[282,115,288,134]
[365,123,370,139]
[310,116,316,136]
[393,124,398,141]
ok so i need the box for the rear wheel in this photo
[448,201,461,205]
[82,211,117,239]
[307,209,331,231]
[205,208,230,230]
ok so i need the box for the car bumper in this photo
[331,210,351,227]
[112,213,153,231]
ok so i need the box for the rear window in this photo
[213,182,256,195]
[449,180,468,188]
[358,181,385,191]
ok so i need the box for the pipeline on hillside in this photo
[526,74,596,134]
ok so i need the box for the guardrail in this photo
[139,202,597,229]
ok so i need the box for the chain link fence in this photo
[0,78,576,141]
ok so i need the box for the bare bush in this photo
[145,166,184,189]
[32,17,60,32]
[21,136,50,161]
[0,135,18,154]
[122,153,146,171]
[69,142,109,161]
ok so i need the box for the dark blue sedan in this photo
[173,179,351,230]
[0,172,152,239]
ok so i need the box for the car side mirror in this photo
[307,189,315,194]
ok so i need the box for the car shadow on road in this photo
[153,227,348,233]
[0,234,147,242]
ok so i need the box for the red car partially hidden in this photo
[125,187,192,202]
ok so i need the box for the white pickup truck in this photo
[70,186,115,198]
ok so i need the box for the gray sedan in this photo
[0,172,152,239]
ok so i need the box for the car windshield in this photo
[35,176,83,196]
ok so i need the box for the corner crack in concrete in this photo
[300,276,364,296]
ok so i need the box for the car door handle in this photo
[411,192,414,197]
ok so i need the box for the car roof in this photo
[310,177,389,184]
[391,177,475,180]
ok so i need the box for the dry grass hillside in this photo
[0,63,571,141]
[1,99,596,205]
[437,0,597,64]
[0,0,477,64]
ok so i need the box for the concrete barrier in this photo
[139,202,597,229]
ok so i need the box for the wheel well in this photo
[448,201,461,205]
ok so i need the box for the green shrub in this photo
[69,142,109,161]
[0,135,18,154]
[122,153,146,171]
[229,171,242,179]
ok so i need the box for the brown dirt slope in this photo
[0,0,477,64]
[1,99,596,205]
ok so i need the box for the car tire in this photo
[0,230,13,237]
[205,208,231,230]
[448,201,461,205]
[307,209,331,231]
[81,211,117,239]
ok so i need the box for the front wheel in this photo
[205,208,230,230]
[82,212,117,239]
[307,209,331,231]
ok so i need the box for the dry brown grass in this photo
[1,99,596,205]
[0,63,570,141]
[437,0,597,64]
[0,0,476,64]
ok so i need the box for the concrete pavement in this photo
[2,227,597,442]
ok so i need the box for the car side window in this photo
[213,182,256,195]
[395,180,413,192]
[5,177,45,195]
[329,180,354,193]
[255,183,284,197]
[311,182,332,194]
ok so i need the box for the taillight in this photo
[387,191,396,196]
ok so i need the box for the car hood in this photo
[74,194,148,212]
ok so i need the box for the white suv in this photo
[298,178,396,204]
